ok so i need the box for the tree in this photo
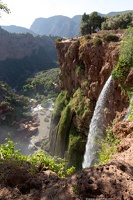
[80,12,104,35]
[0,0,10,16]
[80,13,91,35]
[101,12,133,30]
[89,12,104,33]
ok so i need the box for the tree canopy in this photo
[80,12,104,35]
[102,12,133,30]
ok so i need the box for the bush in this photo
[0,138,75,178]
[96,128,120,165]
[93,37,102,46]
[85,34,91,40]
[112,27,133,92]
[103,34,119,42]
[55,38,62,45]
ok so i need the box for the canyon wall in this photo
[0,27,58,88]
[49,32,129,169]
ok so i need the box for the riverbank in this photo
[0,99,54,155]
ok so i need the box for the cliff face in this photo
[0,27,57,61]
[49,31,129,169]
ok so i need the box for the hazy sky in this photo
[0,0,133,28]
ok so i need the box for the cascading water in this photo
[82,75,114,168]
[124,95,133,120]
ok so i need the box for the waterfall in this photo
[82,76,114,168]
[124,95,133,120]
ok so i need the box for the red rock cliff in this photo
[49,32,129,170]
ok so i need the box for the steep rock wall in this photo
[49,33,128,169]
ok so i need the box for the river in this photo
[0,99,54,155]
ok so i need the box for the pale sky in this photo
[0,0,133,29]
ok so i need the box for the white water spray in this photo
[124,95,133,120]
[82,76,114,168]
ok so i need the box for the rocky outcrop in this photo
[49,31,129,169]
[0,141,132,199]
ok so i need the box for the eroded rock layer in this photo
[49,32,129,169]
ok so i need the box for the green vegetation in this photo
[93,36,102,46]
[52,90,69,119]
[65,127,86,170]
[102,12,133,30]
[80,12,104,35]
[80,11,133,35]
[50,87,90,169]
[0,81,30,124]
[96,128,120,165]
[0,138,75,178]
[112,27,133,92]
[76,64,85,75]
[69,88,90,127]
[0,34,58,90]
[85,34,92,40]
[58,105,72,137]
[56,105,72,157]
[53,88,90,169]
[23,68,60,102]
[128,100,133,121]
[55,38,62,45]
[102,34,119,42]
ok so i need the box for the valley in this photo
[0,9,133,199]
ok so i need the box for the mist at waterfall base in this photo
[82,76,114,168]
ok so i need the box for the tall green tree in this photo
[80,12,104,35]
[80,13,91,35]
[89,12,104,33]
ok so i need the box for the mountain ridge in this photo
[1,10,132,37]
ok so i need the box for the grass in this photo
[96,128,120,165]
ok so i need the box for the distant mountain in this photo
[30,15,81,38]
[1,25,37,36]
[30,11,133,37]
[0,27,58,89]
[1,10,132,38]
[106,10,133,16]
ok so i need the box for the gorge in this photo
[0,28,133,199]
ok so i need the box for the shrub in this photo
[96,128,120,165]
[112,27,133,92]
[93,37,102,46]
[103,34,119,42]
[85,34,91,40]
[128,100,133,121]
[0,138,75,178]
[55,38,62,45]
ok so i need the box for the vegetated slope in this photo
[0,81,30,124]
[0,27,58,89]
[23,68,60,101]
